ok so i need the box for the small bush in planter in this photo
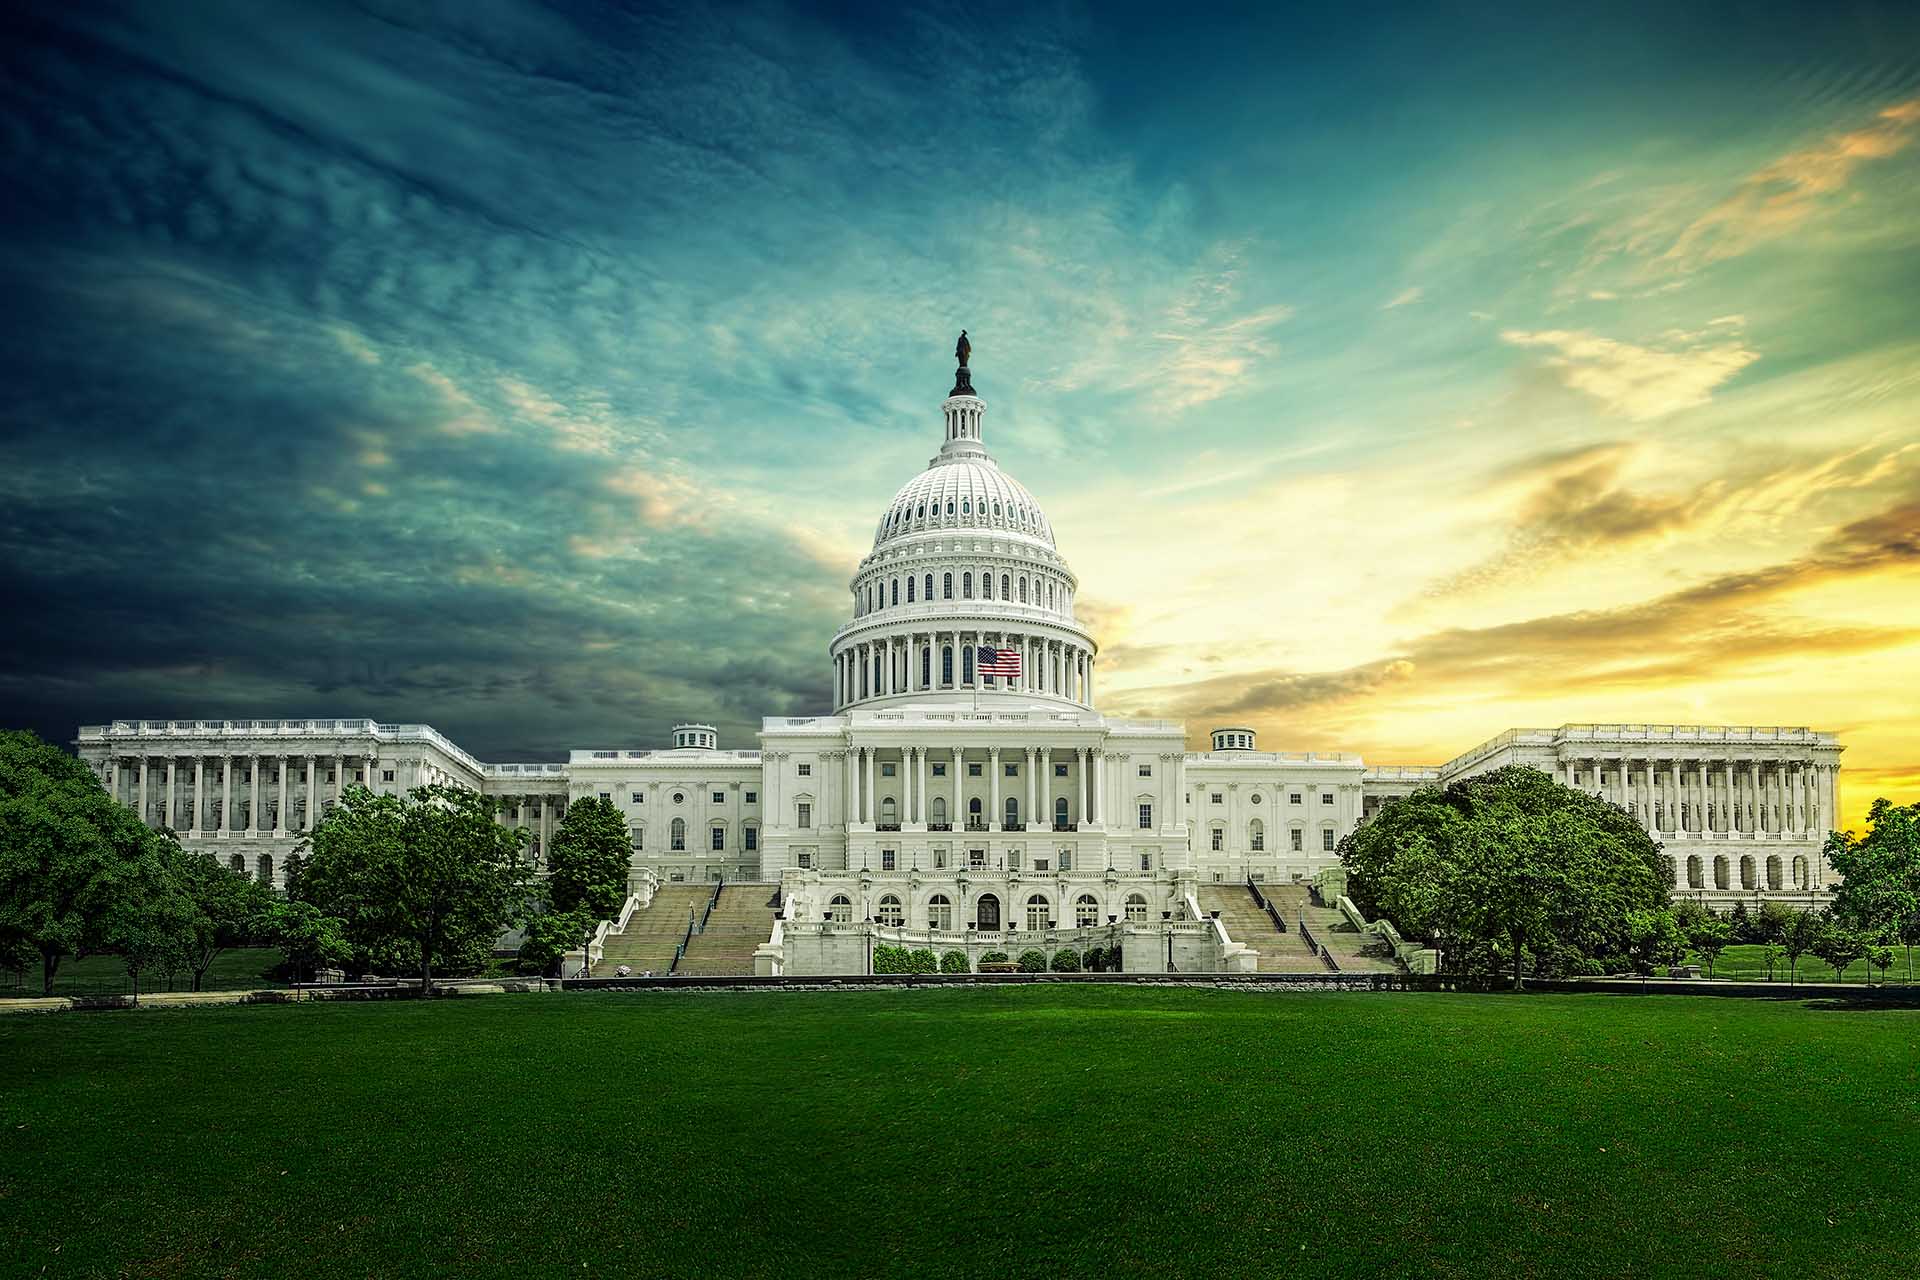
[1016,949,1047,973]
[1082,947,1105,972]
[940,950,970,974]
[908,948,939,974]
[1050,947,1081,972]
[980,950,1010,965]
[872,945,912,974]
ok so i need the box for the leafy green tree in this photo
[1727,899,1754,944]
[298,783,533,993]
[0,730,171,994]
[1780,909,1823,985]
[1689,912,1733,978]
[106,851,195,1003]
[517,908,591,976]
[1340,765,1668,987]
[1827,798,1920,983]
[544,796,632,920]
[1628,907,1688,974]
[267,898,351,981]
[1866,944,1894,986]
[1050,947,1081,972]
[1756,901,1794,979]
[1812,919,1867,982]
[170,849,275,991]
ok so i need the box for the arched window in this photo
[229,854,245,873]
[256,854,273,886]
[1000,573,1010,599]
[1004,796,1019,829]
[1048,582,1055,609]
[1025,894,1051,931]
[928,894,953,931]
[963,646,975,683]
[942,646,954,684]
[1686,855,1702,889]
[982,572,993,600]
[931,796,947,825]
[1740,855,1757,890]
[827,894,852,923]
[993,501,1001,517]
[710,824,725,851]
[967,796,982,827]
[877,895,904,927]
[924,573,933,600]
[1019,578,1028,603]
[1075,894,1099,927]
[880,797,897,825]
[943,573,953,599]
[1713,855,1729,890]
[1054,796,1068,827]
[1792,855,1809,889]
[1766,855,1782,890]
[671,817,686,851]
[946,500,955,516]
[1249,818,1264,851]
[890,578,899,606]
[907,577,916,603]
[916,504,924,519]
[962,499,971,515]
[921,646,931,686]
[1124,893,1148,922]
[963,572,973,599]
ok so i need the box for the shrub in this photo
[1081,947,1105,972]
[872,944,912,974]
[907,948,939,974]
[940,950,970,974]
[1050,948,1080,972]
[980,950,1009,965]
[1016,949,1047,973]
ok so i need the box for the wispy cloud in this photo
[1500,326,1759,420]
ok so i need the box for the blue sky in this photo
[2,1,1918,821]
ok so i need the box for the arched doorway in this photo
[976,893,1001,931]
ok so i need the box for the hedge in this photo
[907,948,939,974]
[1050,948,1081,972]
[1016,949,1047,973]
[872,945,912,974]
[980,951,1010,965]
[939,950,970,974]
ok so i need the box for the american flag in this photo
[977,646,1021,678]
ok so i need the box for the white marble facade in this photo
[75,362,1843,921]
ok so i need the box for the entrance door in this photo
[976,893,1000,931]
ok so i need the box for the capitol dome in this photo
[830,344,1098,712]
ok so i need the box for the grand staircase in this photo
[1196,882,1324,971]
[1298,899,1404,973]
[674,883,781,976]
[595,884,710,975]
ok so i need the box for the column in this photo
[1729,760,1743,834]
[138,757,150,827]
[333,754,345,808]
[1079,746,1090,823]
[304,756,316,831]
[276,754,289,833]
[1088,657,1096,707]
[539,796,551,862]
[917,747,928,824]
[952,746,963,827]
[990,748,1001,827]
[864,747,875,824]
[1026,746,1038,827]
[843,747,857,828]
[190,756,204,835]
[221,755,232,832]
[164,756,177,831]
[1092,748,1104,825]
[245,753,259,834]
[902,747,914,823]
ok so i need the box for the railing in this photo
[1053,822,1078,832]
[928,823,952,832]
[699,876,725,932]
[965,821,989,832]
[1297,914,1339,972]
[876,823,901,832]
[1247,875,1287,932]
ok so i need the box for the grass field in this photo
[2,988,1915,1279]
[0,947,290,998]
[1685,942,1917,984]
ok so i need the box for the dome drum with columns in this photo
[830,358,1098,711]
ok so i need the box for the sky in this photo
[1,1,1917,830]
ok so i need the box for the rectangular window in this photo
[1323,829,1336,851]
[599,792,611,802]
[382,770,395,783]
[1211,829,1224,850]
[932,763,947,777]
[1138,803,1153,830]
[969,848,986,869]
[1138,763,1152,777]
[1291,829,1303,851]
[1058,849,1072,872]
[712,791,725,804]
[968,764,983,777]
[1289,793,1302,805]
[1139,851,1152,871]
[1322,793,1333,805]
[1211,792,1223,804]
[745,790,757,804]
[797,763,811,777]
[798,851,812,869]
[1054,764,1068,777]
[796,803,811,829]
[744,827,757,851]
[882,849,895,871]
[711,827,725,851]
[1008,850,1021,871]
[934,849,947,869]
[882,763,896,777]
[632,791,644,804]
[1035,858,1050,872]
[1005,763,1018,777]
[631,827,643,851]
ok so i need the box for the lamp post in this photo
[865,917,874,975]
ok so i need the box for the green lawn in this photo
[1686,943,1919,984]
[1,989,1914,1279]
[1,947,289,998]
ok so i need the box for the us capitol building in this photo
[75,343,1845,974]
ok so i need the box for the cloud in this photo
[1382,286,1423,309]
[1500,326,1759,420]
[1664,96,1920,270]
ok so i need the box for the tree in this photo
[1866,944,1894,986]
[1827,798,1920,984]
[1812,918,1867,983]
[1340,766,1669,987]
[0,730,171,994]
[1628,907,1688,975]
[1757,901,1794,979]
[298,783,533,993]
[1780,909,1823,986]
[1689,912,1733,978]
[267,898,351,981]
[105,846,195,1004]
[517,908,591,976]
[544,796,632,920]
[170,849,275,991]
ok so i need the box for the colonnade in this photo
[1559,756,1836,839]
[836,744,1107,830]
[108,752,378,836]
[835,631,1095,708]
